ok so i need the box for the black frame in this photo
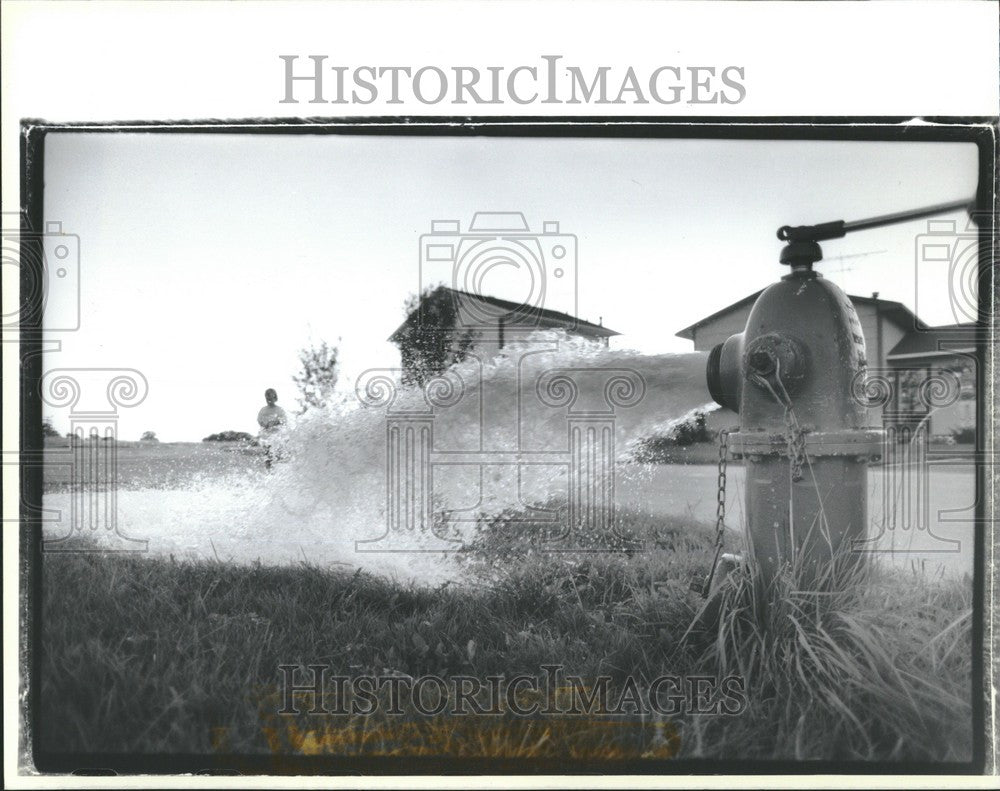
[18,116,997,776]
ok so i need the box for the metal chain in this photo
[753,361,808,483]
[783,405,807,483]
[696,428,731,598]
[715,428,730,548]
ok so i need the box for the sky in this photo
[41,132,979,441]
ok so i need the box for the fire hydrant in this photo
[706,237,883,591]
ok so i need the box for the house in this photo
[881,323,977,436]
[676,290,978,438]
[389,285,619,360]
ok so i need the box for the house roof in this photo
[389,287,620,342]
[887,323,979,359]
[674,289,918,341]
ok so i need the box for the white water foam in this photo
[44,334,714,583]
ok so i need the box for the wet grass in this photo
[38,506,973,764]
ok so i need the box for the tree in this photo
[42,417,61,438]
[293,338,340,413]
[140,431,159,442]
[393,286,475,387]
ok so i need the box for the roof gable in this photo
[887,323,980,358]
[675,287,919,340]
[389,287,620,342]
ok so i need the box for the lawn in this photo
[42,438,262,491]
[38,501,974,764]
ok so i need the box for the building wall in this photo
[448,294,611,365]
[886,353,978,438]
[688,303,755,352]
[853,302,907,369]
[461,326,501,360]
[932,398,975,436]
[851,303,902,426]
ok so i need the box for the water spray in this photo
[704,198,975,593]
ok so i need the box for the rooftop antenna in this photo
[823,247,889,278]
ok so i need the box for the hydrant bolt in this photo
[747,349,775,376]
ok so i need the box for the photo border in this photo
[17,115,997,776]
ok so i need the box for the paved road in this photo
[617,462,976,580]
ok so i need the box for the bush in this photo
[672,411,709,446]
[202,430,256,444]
[453,501,712,569]
[950,425,975,444]
[631,411,712,463]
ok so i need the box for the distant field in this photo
[42,436,974,493]
[42,440,263,490]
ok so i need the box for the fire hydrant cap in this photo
[779,240,823,267]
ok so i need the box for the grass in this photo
[38,504,973,763]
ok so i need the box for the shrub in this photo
[202,430,256,443]
[451,499,716,589]
[671,411,710,446]
[631,410,712,462]
[950,425,975,444]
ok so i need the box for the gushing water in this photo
[44,334,714,583]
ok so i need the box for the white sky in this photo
[41,133,978,441]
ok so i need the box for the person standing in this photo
[257,388,288,470]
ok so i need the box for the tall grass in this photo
[681,557,972,760]
[38,504,972,762]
